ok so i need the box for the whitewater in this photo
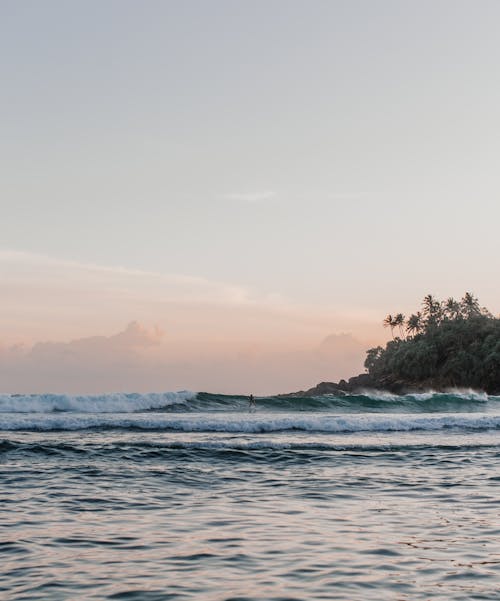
[1,389,500,434]
[2,389,500,600]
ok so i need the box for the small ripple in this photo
[108,591,179,600]
[364,548,401,557]
[0,541,31,555]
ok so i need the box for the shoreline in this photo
[279,374,499,398]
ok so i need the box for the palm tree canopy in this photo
[394,313,405,326]
[461,292,480,318]
[444,297,460,318]
[406,313,422,336]
[365,292,500,393]
[383,314,394,328]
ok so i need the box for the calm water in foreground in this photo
[1,391,500,600]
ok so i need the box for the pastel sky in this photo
[1,1,499,394]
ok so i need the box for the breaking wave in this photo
[0,391,195,413]
[0,389,496,414]
[1,412,500,433]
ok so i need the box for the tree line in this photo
[364,293,500,393]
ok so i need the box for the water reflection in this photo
[1,430,500,599]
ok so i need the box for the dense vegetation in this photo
[364,293,500,393]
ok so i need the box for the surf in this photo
[1,411,500,432]
[0,391,195,413]
[0,389,496,414]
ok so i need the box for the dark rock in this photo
[347,373,375,390]
[279,373,377,397]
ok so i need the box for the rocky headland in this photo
[282,293,500,397]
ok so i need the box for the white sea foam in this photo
[105,439,500,451]
[1,412,500,432]
[1,389,494,415]
[356,389,489,402]
[0,391,195,413]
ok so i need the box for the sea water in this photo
[1,390,500,600]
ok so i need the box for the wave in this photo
[0,389,497,415]
[2,438,500,458]
[246,389,493,413]
[0,391,195,413]
[1,412,500,432]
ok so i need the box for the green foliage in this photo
[364,293,500,393]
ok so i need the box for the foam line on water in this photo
[2,438,500,455]
[1,412,500,432]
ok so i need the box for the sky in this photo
[1,0,500,394]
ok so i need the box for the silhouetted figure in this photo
[249,394,256,411]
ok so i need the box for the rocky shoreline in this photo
[279,373,494,397]
[279,374,375,397]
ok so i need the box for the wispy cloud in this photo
[0,249,253,305]
[0,249,382,376]
[221,190,276,203]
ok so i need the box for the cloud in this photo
[221,190,276,203]
[315,333,365,358]
[0,250,252,305]
[108,321,164,347]
[0,322,167,393]
[0,249,384,392]
[0,324,367,395]
[30,321,163,360]
[0,250,267,343]
[1,249,371,343]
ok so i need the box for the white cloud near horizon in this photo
[0,249,383,392]
[0,323,366,395]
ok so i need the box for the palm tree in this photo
[422,294,442,327]
[393,313,406,339]
[422,294,434,318]
[406,312,422,337]
[383,314,396,339]
[443,297,461,320]
[461,292,480,319]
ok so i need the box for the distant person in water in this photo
[249,394,256,411]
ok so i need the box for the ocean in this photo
[1,390,500,600]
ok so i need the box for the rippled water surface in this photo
[1,391,500,599]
